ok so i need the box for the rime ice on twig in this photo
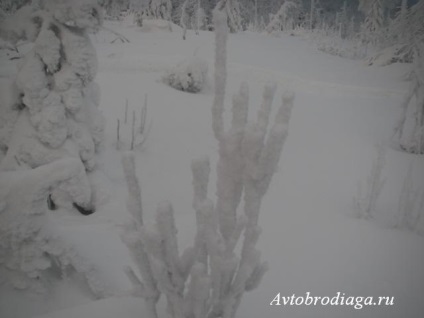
[354,145,386,219]
[121,4,295,318]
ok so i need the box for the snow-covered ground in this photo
[1,19,423,318]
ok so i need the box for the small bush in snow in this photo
[0,158,108,295]
[163,57,208,93]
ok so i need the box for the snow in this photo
[1,18,423,318]
[163,56,208,93]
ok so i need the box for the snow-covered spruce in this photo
[130,0,172,22]
[0,0,105,295]
[0,0,104,172]
[180,0,205,39]
[215,0,243,33]
[368,0,423,66]
[163,56,208,93]
[265,0,301,34]
[359,0,384,46]
[122,6,294,318]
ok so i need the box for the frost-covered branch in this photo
[121,152,159,318]
[211,7,228,141]
[397,161,420,230]
[122,6,295,318]
[354,145,386,219]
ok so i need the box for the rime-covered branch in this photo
[121,152,159,318]
[123,6,295,318]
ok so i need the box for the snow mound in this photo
[0,158,107,296]
[162,56,208,93]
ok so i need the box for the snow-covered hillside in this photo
[1,18,423,318]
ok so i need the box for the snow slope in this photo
[1,20,423,318]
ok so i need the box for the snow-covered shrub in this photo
[163,56,208,93]
[0,0,104,172]
[0,4,42,44]
[116,96,151,151]
[122,7,295,318]
[0,0,105,293]
[315,31,367,60]
[0,158,109,295]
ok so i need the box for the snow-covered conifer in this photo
[0,0,104,173]
[392,0,424,62]
[266,0,301,34]
[397,44,424,154]
[180,0,204,38]
[359,0,385,45]
[215,0,242,33]
[0,158,108,294]
[150,0,172,20]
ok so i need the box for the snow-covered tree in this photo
[0,0,104,205]
[0,158,111,295]
[103,0,128,20]
[266,0,302,33]
[180,0,204,38]
[335,0,348,38]
[122,6,295,318]
[309,0,315,30]
[397,44,424,154]
[150,0,172,20]
[216,0,243,32]
[390,0,423,63]
[0,0,30,15]
[359,0,385,45]
[129,0,172,22]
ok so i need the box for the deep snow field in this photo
[1,18,424,318]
